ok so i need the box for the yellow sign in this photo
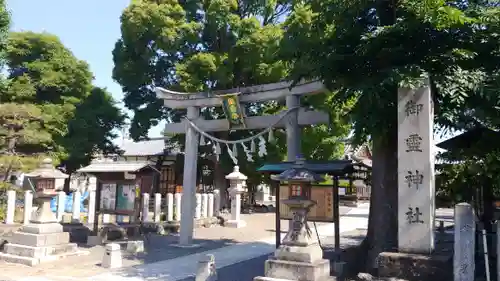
[219,93,246,128]
[279,185,335,222]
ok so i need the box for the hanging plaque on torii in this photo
[155,79,329,246]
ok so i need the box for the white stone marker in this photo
[23,190,33,225]
[195,193,202,219]
[5,190,16,224]
[201,193,209,218]
[207,193,214,218]
[142,193,150,222]
[174,193,182,222]
[454,203,475,281]
[56,191,66,222]
[195,254,217,281]
[225,166,247,228]
[154,193,162,222]
[126,240,145,254]
[88,189,96,224]
[102,243,122,269]
[213,189,221,217]
[72,191,81,223]
[166,193,174,222]
[397,81,435,253]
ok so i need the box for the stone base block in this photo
[10,231,69,247]
[20,223,63,234]
[0,248,88,266]
[265,258,330,281]
[225,219,246,228]
[4,243,78,258]
[254,277,336,281]
[126,240,144,253]
[87,235,103,246]
[274,244,323,263]
[377,251,452,281]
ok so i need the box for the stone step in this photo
[254,277,297,281]
[4,242,78,258]
[9,231,70,247]
[254,276,337,281]
[0,249,89,266]
[266,258,331,281]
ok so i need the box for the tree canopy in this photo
[281,0,500,269]
[113,0,353,191]
[0,31,125,177]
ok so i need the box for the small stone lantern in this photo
[24,158,69,224]
[254,157,334,281]
[271,157,324,246]
[225,166,247,228]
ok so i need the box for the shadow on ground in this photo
[98,238,276,281]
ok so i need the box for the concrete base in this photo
[254,277,336,281]
[87,235,103,246]
[225,219,246,228]
[377,251,452,281]
[0,246,87,267]
[274,244,323,263]
[261,258,331,281]
[0,222,88,266]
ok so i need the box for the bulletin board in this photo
[279,185,334,222]
[100,182,138,215]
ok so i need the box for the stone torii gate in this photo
[155,80,328,245]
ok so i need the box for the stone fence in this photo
[3,190,220,225]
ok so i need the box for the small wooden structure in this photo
[77,161,159,234]
[257,159,371,249]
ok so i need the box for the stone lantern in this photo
[24,158,69,225]
[0,158,86,266]
[254,157,333,281]
[225,165,247,228]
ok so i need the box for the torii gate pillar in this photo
[179,106,200,245]
[286,95,301,161]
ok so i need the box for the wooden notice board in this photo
[279,185,334,222]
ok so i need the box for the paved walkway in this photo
[7,204,454,281]
[60,205,369,281]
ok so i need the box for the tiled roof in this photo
[121,139,180,156]
[77,161,155,173]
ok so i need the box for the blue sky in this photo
[7,0,164,138]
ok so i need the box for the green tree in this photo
[3,31,125,173]
[113,0,352,203]
[281,0,500,269]
[62,87,126,173]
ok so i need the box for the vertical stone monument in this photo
[377,82,452,281]
[0,158,87,266]
[254,158,335,281]
[397,81,435,252]
[225,166,247,228]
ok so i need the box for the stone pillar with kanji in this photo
[0,158,87,266]
[225,166,247,228]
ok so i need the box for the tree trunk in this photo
[359,125,399,273]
